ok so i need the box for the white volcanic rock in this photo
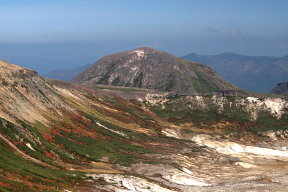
[192,134,288,159]
[87,174,175,192]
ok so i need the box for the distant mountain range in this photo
[182,53,288,93]
[72,47,238,92]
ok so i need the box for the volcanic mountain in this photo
[72,47,237,92]
[272,81,288,96]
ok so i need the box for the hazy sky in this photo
[0,0,288,72]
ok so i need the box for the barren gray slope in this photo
[72,47,238,92]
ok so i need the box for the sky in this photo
[0,0,288,73]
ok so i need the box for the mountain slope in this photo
[0,60,72,124]
[272,81,288,96]
[0,60,172,191]
[182,53,288,93]
[1,60,288,191]
[72,47,238,92]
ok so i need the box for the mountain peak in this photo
[72,48,237,92]
[128,47,166,58]
[129,48,148,58]
[133,47,158,52]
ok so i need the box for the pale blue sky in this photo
[0,0,288,72]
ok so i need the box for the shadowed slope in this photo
[272,81,288,96]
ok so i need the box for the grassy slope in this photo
[0,87,174,191]
[1,81,288,191]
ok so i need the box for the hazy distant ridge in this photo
[182,53,288,93]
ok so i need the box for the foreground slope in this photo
[1,60,288,192]
[72,47,237,92]
[182,52,288,93]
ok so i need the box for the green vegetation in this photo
[148,101,225,125]
[102,96,158,127]
[1,118,77,167]
[54,133,149,166]
[252,112,288,132]
[192,74,218,92]
[0,142,83,192]
[188,61,221,92]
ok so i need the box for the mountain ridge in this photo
[0,60,72,124]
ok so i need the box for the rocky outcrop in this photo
[72,47,238,92]
[145,94,288,121]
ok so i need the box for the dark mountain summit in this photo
[182,52,288,93]
[271,81,288,96]
[72,47,237,92]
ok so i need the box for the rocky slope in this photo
[182,52,288,93]
[0,60,72,124]
[72,47,237,92]
[1,60,288,192]
[272,81,288,96]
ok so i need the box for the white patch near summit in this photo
[133,50,145,58]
